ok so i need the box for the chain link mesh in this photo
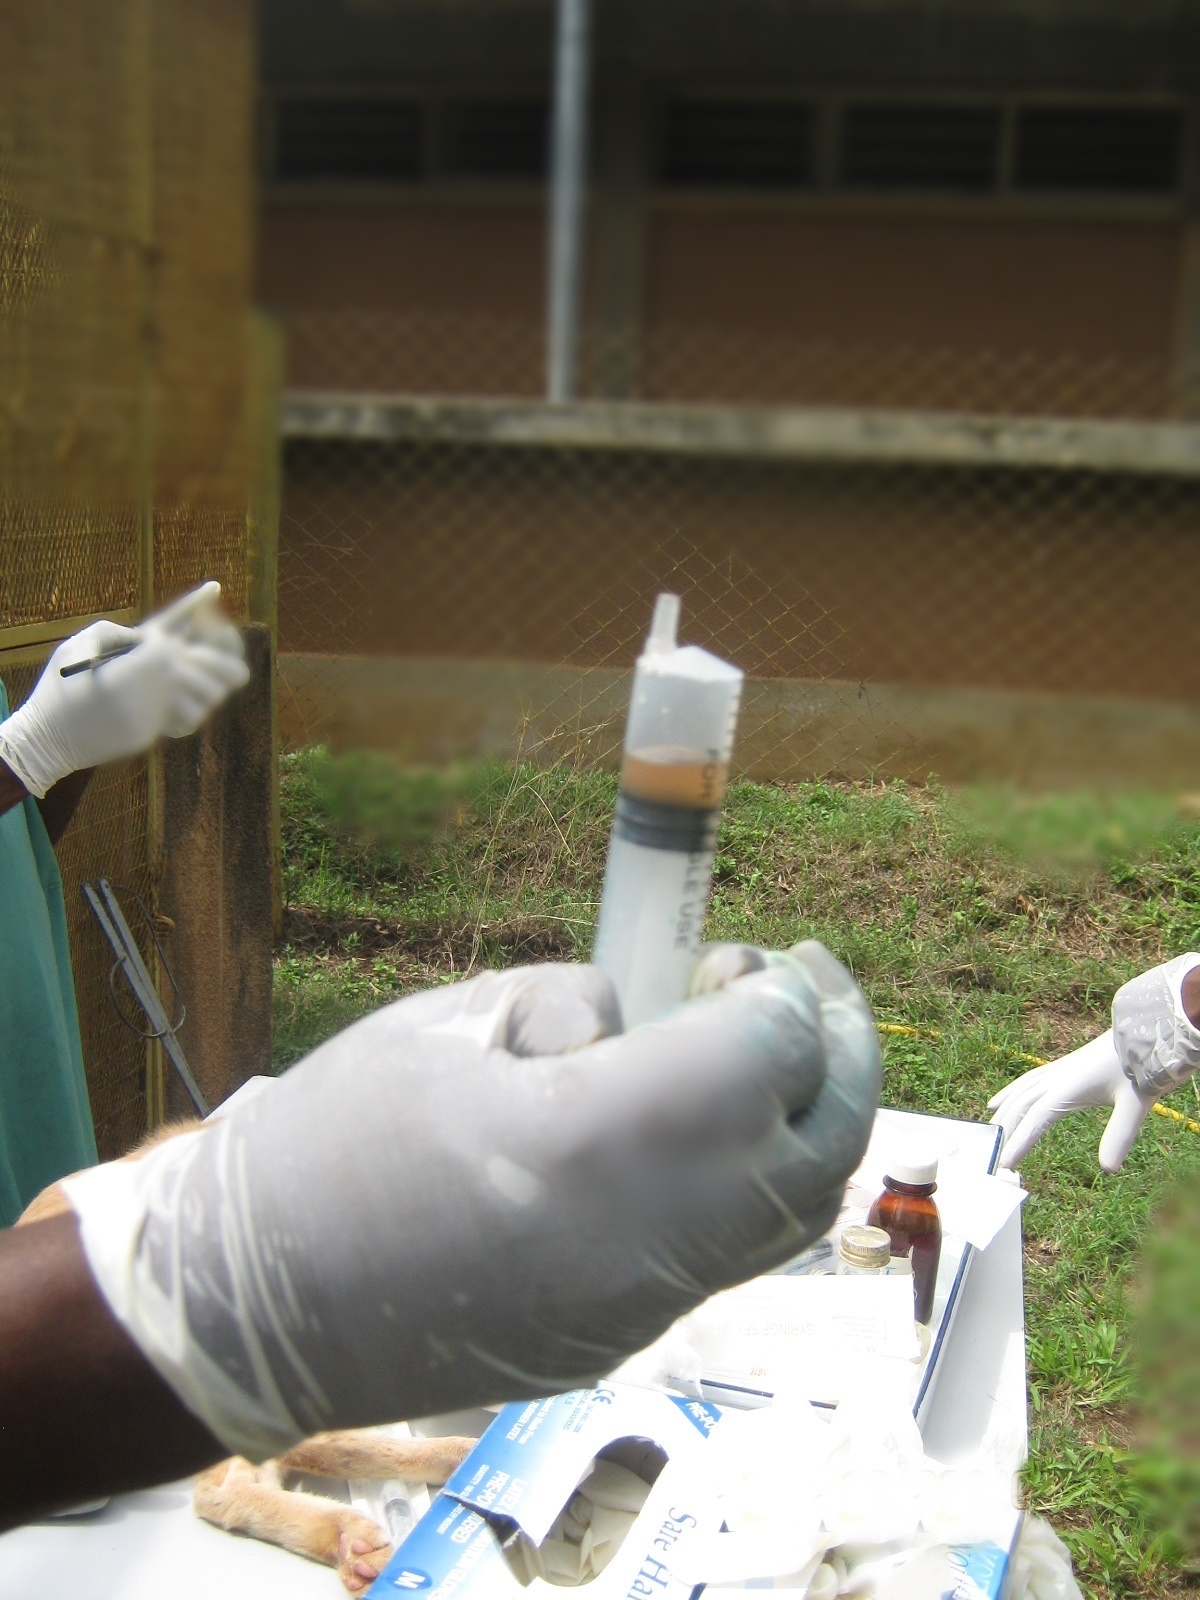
[277,420,1200,785]
[284,309,1178,422]
[271,160,1198,788]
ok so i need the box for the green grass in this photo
[275,748,1200,1598]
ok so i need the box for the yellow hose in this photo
[877,1021,1200,1138]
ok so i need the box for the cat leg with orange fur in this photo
[194,1455,390,1595]
[194,1430,474,1593]
[279,1429,473,1484]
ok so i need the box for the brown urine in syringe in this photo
[620,746,728,809]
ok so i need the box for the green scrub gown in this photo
[0,678,97,1225]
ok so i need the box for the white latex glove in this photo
[141,581,249,738]
[63,945,880,1460]
[989,953,1200,1173]
[0,582,249,795]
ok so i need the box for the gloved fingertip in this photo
[208,655,250,691]
[688,943,766,997]
[786,939,861,1003]
[504,965,623,1057]
[1098,1089,1149,1174]
[996,1111,1047,1171]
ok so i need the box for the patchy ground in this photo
[275,748,1200,1598]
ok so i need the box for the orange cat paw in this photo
[338,1529,393,1594]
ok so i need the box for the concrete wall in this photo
[260,1,1200,768]
[259,1,1200,96]
[260,195,549,392]
[256,0,1199,412]
[641,206,1182,414]
[258,196,1184,414]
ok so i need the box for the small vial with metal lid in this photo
[836,1224,891,1276]
[867,1155,943,1324]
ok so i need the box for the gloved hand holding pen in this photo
[989,953,1200,1173]
[0,581,249,797]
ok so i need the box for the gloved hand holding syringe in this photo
[593,593,744,1027]
[0,585,883,1522]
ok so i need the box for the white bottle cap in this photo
[888,1154,938,1186]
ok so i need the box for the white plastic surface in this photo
[0,1221,1025,1599]
[0,1481,339,1600]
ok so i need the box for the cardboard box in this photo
[368,1385,721,1598]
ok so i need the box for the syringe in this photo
[592,594,744,1028]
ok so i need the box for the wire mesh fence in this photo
[277,415,1200,791]
[1,0,257,1157]
[262,51,1200,788]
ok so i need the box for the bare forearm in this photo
[0,755,26,818]
[0,1213,225,1530]
[0,756,93,843]
[37,765,94,845]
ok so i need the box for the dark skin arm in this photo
[0,1213,224,1529]
[36,766,94,845]
[0,755,26,819]
[0,756,93,846]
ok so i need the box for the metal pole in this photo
[546,0,591,402]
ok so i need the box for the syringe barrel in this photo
[593,598,743,1028]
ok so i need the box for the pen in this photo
[59,641,140,679]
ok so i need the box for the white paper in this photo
[680,1274,920,1407]
[849,1109,1024,1254]
[936,1170,1027,1252]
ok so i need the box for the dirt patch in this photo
[281,905,411,956]
[1084,1404,1138,1453]
[279,904,578,972]
[1025,1235,1063,1267]
[1020,1002,1098,1057]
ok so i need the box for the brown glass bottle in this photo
[867,1158,942,1325]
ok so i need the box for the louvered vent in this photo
[275,99,424,182]
[1015,106,1180,194]
[661,101,812,187]
[441,100,548,179]
[842,104,1000,192]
